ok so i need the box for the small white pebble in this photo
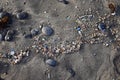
[111,12,116,16]
[44,11,47,13]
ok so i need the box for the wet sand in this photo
[0,0,120,80]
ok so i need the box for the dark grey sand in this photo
[0,0,120,80]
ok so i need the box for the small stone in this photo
[43,11,47,14]
[111,12,116,16]
[98,23,106,32]
[66,16,71,20]
[76,19,82,25]
[81,58,84,61]
[0,11,9,19]
[42,26,54,36]
[108,3,116,13]
[7,30,16,35]
[93,53,97,56]
[36,49,39,53]
[47,73,51,79]
[0,11,12,25]
[42,38,46,41]
[87,14,93,20]
[5,34,13,41]
[55,49,60,53]
[75,6,78,8]
[67,68,75,77]
[24,33,32,39]
[0,34,3,41]
[46,59,57,67]
[39,25,42,29]
[2,54,7,58]
[0,77,4,80]
[58,0,69,4]
[105,43,109,47]
[10,51,15,55]
[16,12,28,20]
[4,30,15,41]
[31,28,39,36]
[26,52,29,56]
[0,8,3,12]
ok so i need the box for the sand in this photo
[0,0,120,80]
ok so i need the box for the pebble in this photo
[66,16,71,20]
[0,11,12,24]
[7,30,15,35]
[42,26,54,36]
[10,50,15,55]
[4,30,15,41]
[108,3,115,14]
[16,12,28,20]
[5,34,13,41]
[93,53,97,56]
[79,15,93,21]
[67,68,75,77]
[103,43,109,47]
[58,0,69,4]
[76,18,83,25]
[0,11,9,18]
[0,77,4,80]
[0,8,3,12]
[31,28,39,36]
[46,59,57,67]
[1,54,7,58]
[24,33,32,39]
[47,73,51,79]
[0,34,3,41]
[98,23,106,32]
